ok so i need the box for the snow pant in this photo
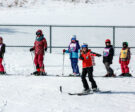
[34,54,45,72]
[104,62,114,75]
[0,58,4,72]
[120,61,129,73]
[70,58,79,74]
[81,67,97,90]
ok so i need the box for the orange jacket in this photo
[80,50,98,68]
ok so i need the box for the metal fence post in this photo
[50,26,52,53]
[113,26,116,55]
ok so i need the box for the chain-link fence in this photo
[0,25,135,55]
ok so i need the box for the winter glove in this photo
[79,56,84,60]
[63,49,66,53]
[30,48,34,52]
[96,54,102,57]
[45,48,47,52]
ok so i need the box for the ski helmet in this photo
[71,35,76,41]
[123,42,128,47]
[105,39,111,43]
[36,30,43,36]
[81,43,88,48]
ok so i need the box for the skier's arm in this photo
[127,48,131,64]
[44,38,47,51]
[79,50,84,60]
[91,51,102,57]
[109,47,114,60]
[1,44,5,54]
[79,54,84,60]
[0,44,5,57]
[30,42,35,52]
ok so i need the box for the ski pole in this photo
[62,53,65,76]
[30,52,36,71]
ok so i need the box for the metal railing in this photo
[0,24,135,55]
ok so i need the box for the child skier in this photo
[103,39,115,77]
[79,44,101,93]
[30,30,47,76]
[119,42,132,77]
[0,37,6,74]
[63,35,80,76]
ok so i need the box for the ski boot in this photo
[104,73,116,77]
[0,71,6,75]
[69,73,80,77]
[40,72,47,76]
[104,73,110,77]
[119,73,125,77]
[92,88,99,92]
[31,71,39,75]
[124,73,132,77]
[82,88,91,94]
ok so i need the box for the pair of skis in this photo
[60,86,111,96]
[68,90,111,96]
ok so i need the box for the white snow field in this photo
[0,47,134,112]
[0,0,135,25]
[0,0,135,112]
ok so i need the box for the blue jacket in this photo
[65,40,80,59]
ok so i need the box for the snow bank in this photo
[0,0,135,7]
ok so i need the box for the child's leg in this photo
[34,54,40,72]
[70,58,74,73]
[38,54,45,72]
[121,62,125,73]
[0,58,4,72]
[123,62,129,73]
[72,58,79,74]
[104,62,114,75]
[81,68,89,90]
[87,67,97,89]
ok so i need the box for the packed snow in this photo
[0,0,135,112]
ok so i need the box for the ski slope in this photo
[0,47,134,112]
[0,0,135,112]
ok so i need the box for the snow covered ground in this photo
[0,47,134,112]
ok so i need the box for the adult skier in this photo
[103,39,115,77]
[63,35,80,76]
[79,43,101,93]
[0,37,6,74]
[119,42,132,77]
[30,30,47,76]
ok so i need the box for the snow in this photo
[0,0,135,25]
[0,47,134,112]
[0,0,135,112]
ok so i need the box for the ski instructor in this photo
[30,30,47,76]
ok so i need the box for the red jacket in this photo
[33,38,47,55]
[80,50,98,68]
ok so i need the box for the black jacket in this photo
[103,45,114,64]
[0,44,5,58]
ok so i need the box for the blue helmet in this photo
[71,35,76,41]
[81,44,88,48]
